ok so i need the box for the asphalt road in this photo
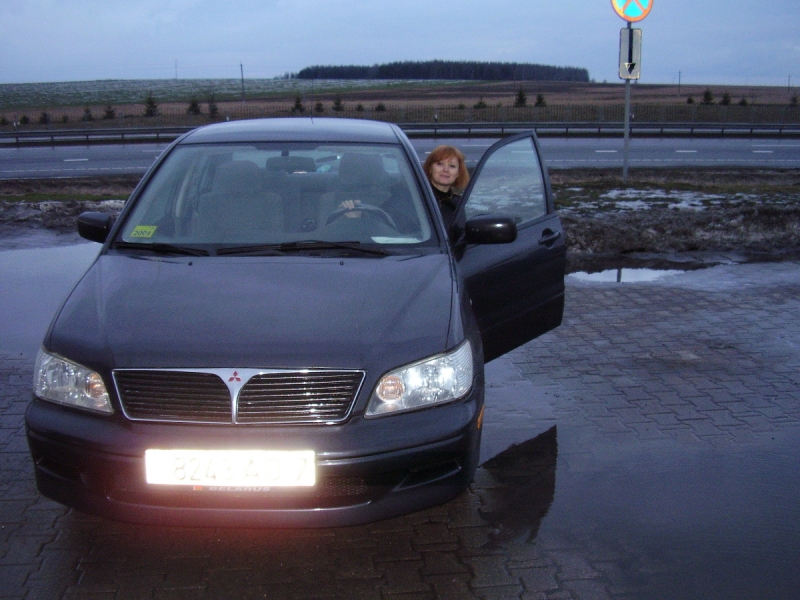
[2,137,799,180]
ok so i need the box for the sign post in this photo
[611,0,653,183]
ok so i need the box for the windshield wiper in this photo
[279,240,390,256]
[217,240,390,257]
[215,244,285,256]
[114,241,210,256]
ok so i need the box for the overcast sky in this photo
[1,0,798,87]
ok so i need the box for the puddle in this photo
[473,424,800,599]
[474,426,558,548]
[568,267,684,283]
[541,430,800,599]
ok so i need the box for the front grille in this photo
[237,372,363,424]
[114,368,364,425]
[115,370,231,422]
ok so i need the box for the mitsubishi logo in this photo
[218,368,258,423]
[217,368,252,401]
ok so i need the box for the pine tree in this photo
[187,98,202,115]
[144,93,159,117]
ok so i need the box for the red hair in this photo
[423,145,470,191]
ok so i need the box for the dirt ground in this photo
[6,81,796,125]
[2,168,799,273]
[548,167,800,270]
[322,81,797,107]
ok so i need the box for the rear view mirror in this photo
[464,215,517,245]
[77,211,114,244]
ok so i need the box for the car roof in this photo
[179,117,405,145]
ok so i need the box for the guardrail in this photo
[2,121,800,145]
[0,126,192,145]
[400,121,800,138]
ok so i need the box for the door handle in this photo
[538,230,562,246]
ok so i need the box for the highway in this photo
[1,137,799,180]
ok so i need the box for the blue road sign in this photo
[611,0,653,22]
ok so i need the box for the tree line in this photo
[295,60,589,82]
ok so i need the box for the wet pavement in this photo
[1,231,800,599]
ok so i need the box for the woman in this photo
[423,145,470,239]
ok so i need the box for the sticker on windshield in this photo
[130,226,157,239]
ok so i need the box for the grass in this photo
[0,175,139,203]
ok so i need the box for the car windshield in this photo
[118,142,435,252]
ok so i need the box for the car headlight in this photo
[366,341,473,418]
[33,349,112,414]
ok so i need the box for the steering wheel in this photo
[325,203,398,230]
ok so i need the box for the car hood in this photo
[48,252,455,370]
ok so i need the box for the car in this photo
[25,117,565,527]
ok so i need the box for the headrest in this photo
[212,161,263,195]
[338,153,386,187]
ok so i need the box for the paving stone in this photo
[561,579,613,600]
[473,584,524,599]
[423,574,478,600]
[512,566,560,593]
[5,248,800,599]
[379,560,430,595]
[463,555,519,589]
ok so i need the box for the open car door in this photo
[456,131,566,363]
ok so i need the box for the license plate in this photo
[145,449,315,487]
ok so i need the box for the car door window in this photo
[464,137,547,224]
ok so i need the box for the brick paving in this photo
[2,260,800,599]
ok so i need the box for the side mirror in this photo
[464,215,517,245]
[77,211,114,244]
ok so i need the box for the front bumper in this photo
[25,385,483,527]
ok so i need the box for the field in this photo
[2,79,798,127]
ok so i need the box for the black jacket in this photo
[432,186,465,243]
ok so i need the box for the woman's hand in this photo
[338,199,362,218]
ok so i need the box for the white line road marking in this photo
[595,150,618,153]
[63,158,89,162]
[543,158,800,165]
[675,150,697,153]
[752,150,774,154]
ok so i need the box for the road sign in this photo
[611,0,653,23]
[619,28,642,79]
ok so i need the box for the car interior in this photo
[121,144,434,247]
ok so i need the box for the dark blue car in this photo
[25,118,565,527]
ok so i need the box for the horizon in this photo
[1,76,793,90]
[1,1,797,88]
